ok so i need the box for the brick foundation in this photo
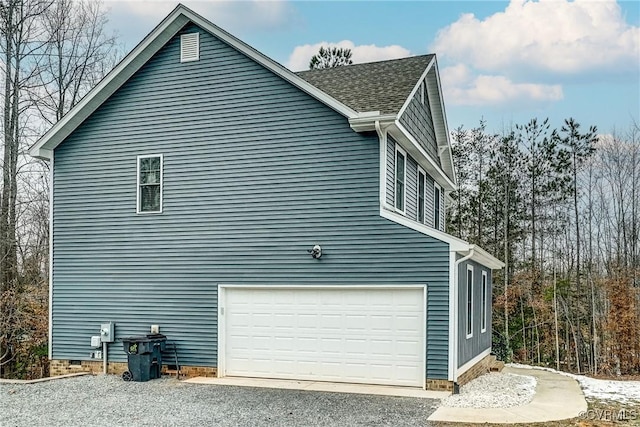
[456,354,497,387]
[425,378,454,392]
[52,356,493,389]
[50,359,217,378]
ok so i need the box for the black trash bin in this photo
[121,334,167,382]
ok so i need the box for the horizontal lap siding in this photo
[399,85,439,164]
[52,23,450,379]
[457,259,492,367]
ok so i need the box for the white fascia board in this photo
[468,245,506,270]
[29,4,359,160]
[393,120,457,192]
[428,59,457,186]
[349,113,396,132]
[380,207,469,252]
[379,208,504,269]
[396,56,435,119]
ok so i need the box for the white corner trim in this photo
[456,347,491,379]
[48,152,54,360]
[136,154,164,214]
[447,251,457,381]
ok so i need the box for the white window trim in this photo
[481,271,488,333]
[417,166,426,224]
[434,181,442,230]
[137,154,164,214]
[466,264,474,339]
[394,144,407,214]
[420,81,425,104]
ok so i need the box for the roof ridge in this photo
[295,53,434,74]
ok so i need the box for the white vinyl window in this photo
[481,271,488,333]
[137,154,163,214]
[417,167,426,223]
[466,265,474,339]
[395,145,406,213]
[434,182,442,230]
[420,81,425,104]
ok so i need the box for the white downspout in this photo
[451,248,474,386]
[103,342,107,374]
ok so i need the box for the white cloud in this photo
[441,64,563,106]
[105,0,295,33]
[432,0,639,76]
[286,40,411,71]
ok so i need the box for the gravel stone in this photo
[0,375,441,427]
[442,372,536,408]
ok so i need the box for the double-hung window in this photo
[395,146,406,212]
[481,271,488,333]
[137,154,163,213]
[434,182,442,230]
[466,265,474,338]
[417,167,426,223]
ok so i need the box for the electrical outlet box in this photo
[94,350,102,359]
[150,325,160,334]
[100,322,115,343]
[90,336,102,348]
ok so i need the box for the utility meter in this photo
[100,322,115,343]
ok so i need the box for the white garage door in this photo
[220,286,425,387]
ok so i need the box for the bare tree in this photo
[34,0,119,124]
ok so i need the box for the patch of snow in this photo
[442,372,536,408]
[507,363,640,403]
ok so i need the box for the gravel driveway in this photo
[0,375,441,426]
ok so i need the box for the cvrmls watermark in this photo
[579,408,638,422]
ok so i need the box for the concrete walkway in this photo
[427,366,588,424]
[184,376,450,399]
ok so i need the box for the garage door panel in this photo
[223,287,424,387]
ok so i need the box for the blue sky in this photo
[104,0,640,135]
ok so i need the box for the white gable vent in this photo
[180,32,199,62]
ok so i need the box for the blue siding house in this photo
[30,5,503,390]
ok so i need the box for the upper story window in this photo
[137,154,163,214]
[466,265,474,339]
[420,81,425,104]
[417,167,426,223]
[395,146,406,212]
[481,271,488,333]
[434,182,442,230]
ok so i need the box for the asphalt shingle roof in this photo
[295,54,434,115]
